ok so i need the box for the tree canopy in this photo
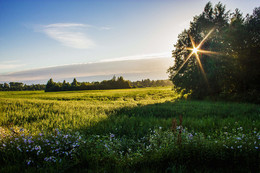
[168,2,260,103]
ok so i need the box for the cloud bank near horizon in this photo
[0,57,173,84]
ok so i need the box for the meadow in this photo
[0,87,259,172]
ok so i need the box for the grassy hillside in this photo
[0,87,259,172]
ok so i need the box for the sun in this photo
[192,47,198,54]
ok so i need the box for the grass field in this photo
[0,87,259,172]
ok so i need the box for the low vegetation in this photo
[0,88,259,172]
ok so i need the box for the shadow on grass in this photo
[80,100,259,137]
[69,100,259,173]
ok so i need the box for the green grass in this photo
[0,87,178,133]
[0,87,259,172]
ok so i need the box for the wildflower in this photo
[64,135,68,139]
[17,146,22,151]
[27,160,32,165]
[44,157,48,161]
[188,133,193,140]
[35,145,41,151]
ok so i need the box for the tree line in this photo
[45,76,131,92]
[0,82,45,91]
[131,79,173,88]
[0,77,173,92]
[168,2,260,103]
[45,76,173,92]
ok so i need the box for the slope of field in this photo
[0,87,259,172]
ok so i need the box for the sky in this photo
[0,0,259,83]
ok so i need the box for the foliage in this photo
[44,77,173,92]
[0,78,173,92]
[168,2,260,103]
[130,79,173,88]
[0,82,45,91]
[45,76,131,92]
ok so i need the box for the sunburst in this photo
[172,28,218,85]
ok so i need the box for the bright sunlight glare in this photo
[172,28,219,85]
[192,47,198,54]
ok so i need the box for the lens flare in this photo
[172,28,218,85]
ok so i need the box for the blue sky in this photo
[0,0,259,83]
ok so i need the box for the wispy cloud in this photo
[40,23,95,49]
[0,60,26,70]
[100,52,172,62]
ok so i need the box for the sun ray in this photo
[197,28,215,49]
[172,51,194,79]
[189,33,196,49]
[197,49,218,55]
[194,52,209,86]
[172,28,217,85]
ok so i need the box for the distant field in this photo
[0,87,178,133]
[0,87,259,172]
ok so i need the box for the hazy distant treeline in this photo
[0,82,45,91]
[131,79,173,88]
[0,77,173,92]
[45,76,131,92]
[45,76,173,92]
